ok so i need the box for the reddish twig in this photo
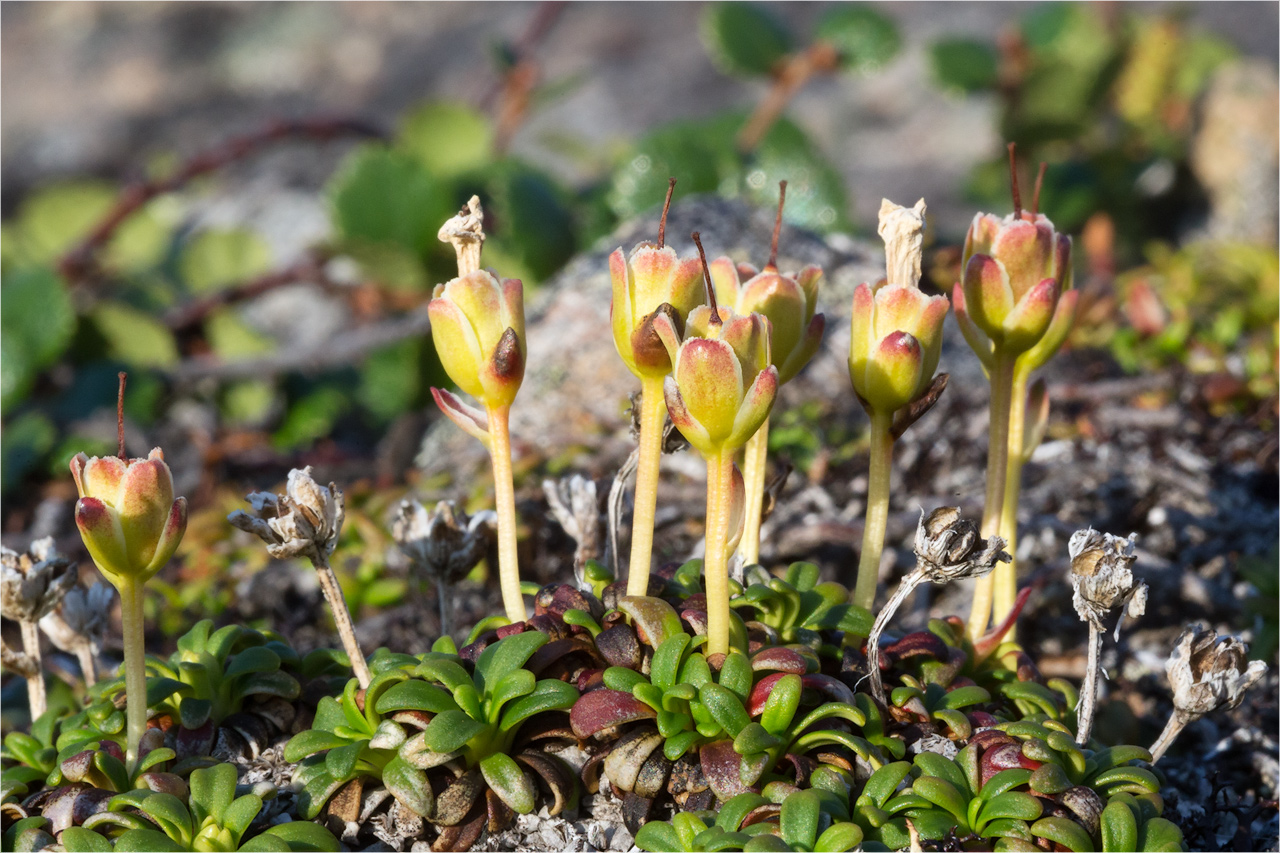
[164,249,337,332]
[737,41,840,153]
[59,116,384,283]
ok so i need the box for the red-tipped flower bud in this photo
[957,211,1074,357]
[708,258,825,385]
[610,244,704,379]
[428,270,526,409]
[71,449,188,583]
[658,307,778,458]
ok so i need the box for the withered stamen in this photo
[116,372,128,460]
[658,177,677,249]
[1032,162,1047,217]
[1007,142,1022,219]
[767,180,787,270]
[691,231,720,327]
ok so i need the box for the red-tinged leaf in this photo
[800,674,856,704]
[569,689,656,739]
[430,387,490,446]
[749,647,808,675]
[700,739,750,800]
[748,672,788,717]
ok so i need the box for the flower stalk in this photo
[609,179,704,596]
[704,451,737,657]
[847,199,949,610]
[428,196,530,624]
[70,373,188,767]
[958,147,1076,641]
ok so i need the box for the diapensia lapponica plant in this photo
[13,168,1265,853]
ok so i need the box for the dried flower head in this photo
[39,580,114,657]
[1,537,76,624]
[393,499,495,586]
[1068,529,1147,635]
[228,468,345,565]
[543,476,601,578]
[1167,626,1268,718]
[913,507,1009,582]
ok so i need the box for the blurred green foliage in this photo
[1075,240,1279,406]
[929,3,1236,259]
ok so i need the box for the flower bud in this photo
[428,269,526,409]
[708,257,825,385]
[71,450,188,583]
[393,499,495,586]
[1068,529,1147,636]
[1166,626,1267,718]
[956,211,1074,356]
[913,507,1009,582]
[610,244,704,379]
[228,468,344,565]
[849,200,949,417]
[657,307,778,458]
[1,538,76,624]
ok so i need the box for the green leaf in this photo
[0,267,75,408]
[238,835,292,852]
[701,2,793,76]
[780,788,821,850]
[663,730,701,762]
[91,301,179,369]
[58,827,112,852]
[253,820,341,852]
[856,761,913,809]
[383,754,433,818]
[979,792,1043,827]
[480,752,535,814]
[746,117,851,232]
[323,741,366,782]
[7,182,115,266]
[1031,816,1095,852]
[482,161,578,281]
[225,646,282,680]
[422,710,486,753]
[397,101,493,178]
[1138,817,1184,852]
[329,146,451,258]
[760,674,802,737]
[603,667,647,694]
[271,387,349,451]
[1101,800,1138,853]
[240,670,302,701]
[913,753,970,798]
[718,652,753,703]
[700,683,751,738]
[814,822,864,853]
[912,776,970,829]
[179,229,272,294]
[929,38,1000,93]
[190,763,238,827]
[744,833,791,852]
[815,6,900,72]
[284,730,352,763]
[375,680,461,715]
[718,792,769,833]
[636,821,683,853]
[415,656,472,692]
[981,769,1034,801]
[499,679,579,731]
[131,792,193,846]
[650,634,691,693]
[734,722,782,756]
[222,794,264,839]
[474,631,549,692]
[114,828,184,852]
[488,669,537,719]
[940,685,991,710]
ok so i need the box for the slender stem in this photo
[438,582,450,640]
[739,416,771,567]
[77,645,98,689]
[486,405,526,624]
[867,571,926,705]
[994,369,1029,641]
[854,411,896,611]
[313,556,373,689]
[20,621,46,721]
[1149,710,1191,764]
[967,350,1016,641]
[704,452,736,658]
[119,579,148,770]
[626,378,667,597]
[1075,622,1102,746]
